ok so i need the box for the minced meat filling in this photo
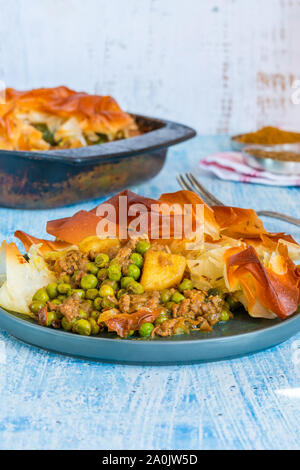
[54,250,89,277]
[30,239,234,339]
[119,292,160,314]
[114,239,137,268]
[172,290,224,325]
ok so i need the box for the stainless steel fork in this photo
[177,172,300,227]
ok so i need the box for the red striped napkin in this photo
[198,152,300,186]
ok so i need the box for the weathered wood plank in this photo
[0,0,299,134]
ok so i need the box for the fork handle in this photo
[257,210,300,227]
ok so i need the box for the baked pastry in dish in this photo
[0,190,299,339]
[0,87,139,151]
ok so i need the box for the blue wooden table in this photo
[0,136,299,450]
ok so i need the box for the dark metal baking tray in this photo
[0,114,196,209]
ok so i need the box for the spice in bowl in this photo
[234,126,300,145]
[244,147,300,162]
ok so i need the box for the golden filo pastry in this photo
[0,86,139,151]
[11,190,300,327]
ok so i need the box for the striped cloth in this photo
[198,151,300,186]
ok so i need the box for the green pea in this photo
[81,274,98,290]
[51,299,61,306]
[172,292,185,303]
[226,296,241,311]
[94,134,108,144]
[46,283,58,299]
[208,288,220,297]
[121,277,134,289]
[136,240,151,255]
[57,295,66,303]
[90,310,99,320]
[95,253,110,268]
[46,311,58,327]
[74,319,92,336]
[220,309,230,322]
[78,309,89,319]
[117,289,126,300]
[155,312,168,326]
[101,298,116,309]
[139,322,154,337]
[101,279,118,291]
[34,123,56,146]
[89,318,100,335]
[127,281,144,295]
[86,289,99,300]
[72,270,79,282]
[109,258,120,266]
[33,288,49,303]
[86,262,99,275]
[108,263,122,281]
[127,330,135,337]
[59,275,71,284]
[93,297,103,311]
[179,279,194,293]
[30,300,45,314]
[61,317,74,331]
[99,285,114,298]
[72,289,86,299]
[127,264,141,280]
[130,253,144,268]
[97,268,108,281]
[166,301,175,312]
[57,283,72,296]
[160,289,172,303]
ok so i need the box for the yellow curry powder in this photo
[235,126,300,145]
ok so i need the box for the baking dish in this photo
[0,114,196,209]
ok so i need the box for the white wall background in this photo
[0,0,300,134]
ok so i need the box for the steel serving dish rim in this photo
[241,145,300,175]
[231,135,300,153]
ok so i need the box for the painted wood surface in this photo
[0,0,300,134]
[0,136,299,450]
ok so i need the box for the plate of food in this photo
[0,190,299,364]
[0,87,195,209]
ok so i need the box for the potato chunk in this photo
[140,250,186,291]
[79,236,120,254]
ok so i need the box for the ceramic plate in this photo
[0,307,299,364]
